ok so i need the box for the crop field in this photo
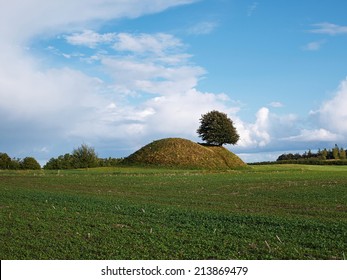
[0,164,346,260]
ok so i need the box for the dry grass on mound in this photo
[123,138,246,169]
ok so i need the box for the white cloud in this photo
[317,77,347,135]
[283,129,342,142]
[187,21,218,35]
[98,31,206,96]
[309,22,347,35]
[0,0,201,160]
[64,30,191,66]
[65,31,184,55]
[234,78,347,151]
[0,48,107,129]
[303,40,325,51]
[114,33,183,55]
[0,0,234,160]
[252,107,271,147]
[275,78,347,147]
[235,107,271,148]
[66,30,117,48]
[4,0,346,164]
[102,57,205,95]
[233,107,303,152]
[0,0,198,42]
[269,101,284,108]
[144,89,235,137]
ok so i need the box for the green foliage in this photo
[0,165,346,259]
[72,144,98,168]
[44,147,122,170]
[123,138,246,169]
[98,157,123,167]
[0,153,12,169]
[20,157,41,170]
[9,159,21,169]
[197,110,240,146]
[44,144,99,169]
[333,144,339,160]
[44,154,74,170]
[277,145,347,163]
[0,153,40,170]
[321,149,328,160]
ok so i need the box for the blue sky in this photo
[1,0,347,163]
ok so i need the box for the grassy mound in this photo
[123,138,246,169]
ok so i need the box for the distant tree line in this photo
[1,144,123,170]
[0,153,41,170]
[43,144,122,169]
[276,144,347,165]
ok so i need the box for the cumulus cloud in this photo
[81,30,234,143]
[0,45,109,157]
[309,22,347,35]
[3,0,345,163]
[317,77,347,135]
[0,0,244,162]
[276,77,347,148]
[144,89,234,137]
[0,0,201,159]
[252,107,271,147]
[235,78,347,151]
[235,107,271,148]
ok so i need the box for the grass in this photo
[0,164,346,259]
[123,138,246,169]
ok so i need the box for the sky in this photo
[1,0,347,164]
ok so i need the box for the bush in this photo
[44,154,74,169]
[20,157,41,170]
[0,153,12,169]
[72,144,98,168]
[0,153,28,170]
[43,145,123,170]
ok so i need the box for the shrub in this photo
[72,144,98,168]
[0,153,12,169]
[21,157,41,170]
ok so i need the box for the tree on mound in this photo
[197,110,239,146]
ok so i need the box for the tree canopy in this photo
[197,110,240,146]
[0,153,41,170]
[21,157,41,170]
[72,144,98,168]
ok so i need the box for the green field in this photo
[0,165,346,260]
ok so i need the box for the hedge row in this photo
[0,153,41,170]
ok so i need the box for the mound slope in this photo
[123,138,246,169]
